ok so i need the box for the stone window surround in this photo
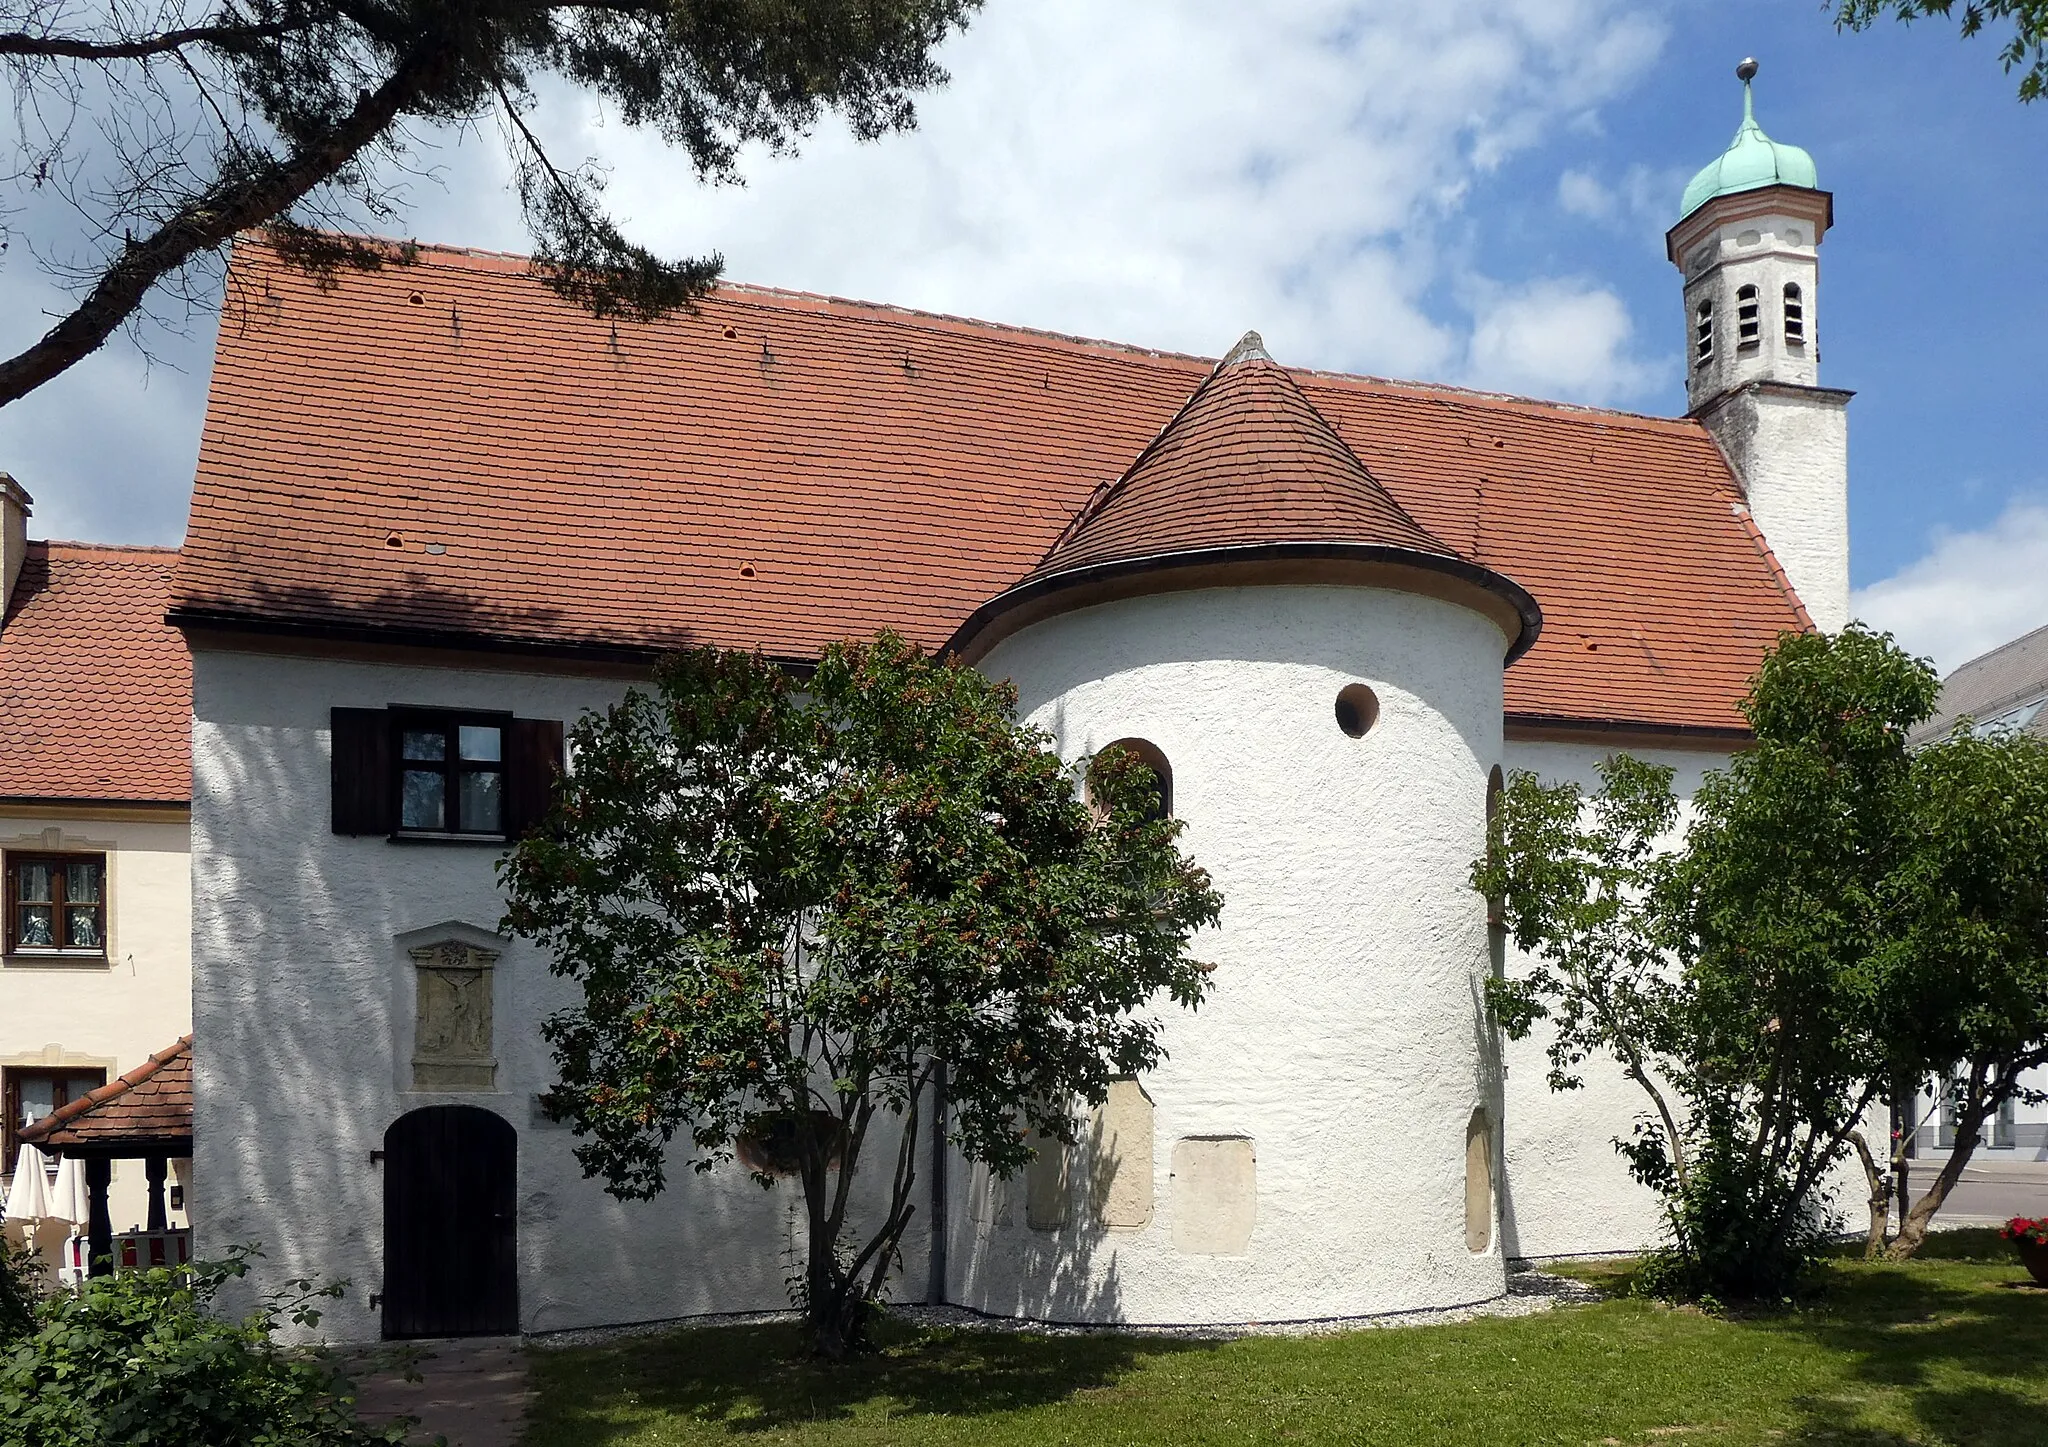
[1,826,119,969]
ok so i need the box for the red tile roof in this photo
[21,1036,192,1150]
[1,543,190,804]
[174,238,1808,733]
[1032,332,1457,575]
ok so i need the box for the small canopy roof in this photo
[951,332,1540,661]
[21,1036,192,1156]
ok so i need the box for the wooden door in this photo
[382,1105,518,1339]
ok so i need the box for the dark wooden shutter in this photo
[331,708,395,835]
[2,855,14,954]
[504,717,565,838]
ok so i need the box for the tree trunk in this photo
[1888,1085,1991,1260]
[804,1243,869,1361]
[1848,1130,1892,1259]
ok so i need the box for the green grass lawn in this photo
[522,1232,2048,1447]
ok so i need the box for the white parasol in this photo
[47,1154,89,1227]
[3,1144,53,1224]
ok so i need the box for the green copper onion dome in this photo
[1679,59,1817,221]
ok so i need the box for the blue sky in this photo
[0,0,2040,670]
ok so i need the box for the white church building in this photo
[172,69,1850,1339]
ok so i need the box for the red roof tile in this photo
[1031,332,1456,576]
[2,543,190,803]
[173,238,1807,733]
[21,1036,192,1149]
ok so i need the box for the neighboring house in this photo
[176,71,1848,1340]
[1910,620,2048,745]
[1909,622,2048,1159]
[0,475,193,1270]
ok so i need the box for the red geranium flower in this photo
[1999,1216,2048,1245]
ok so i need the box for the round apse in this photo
[1335,683,1380,739]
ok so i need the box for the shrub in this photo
[0,1248,421,1447]
[0,1242,38,1348]
[1629,1113,1837,1307]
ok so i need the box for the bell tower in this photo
[1667,59,1851,631]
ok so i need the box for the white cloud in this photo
[1554,160,1689,239]
[523,0,1672,385]
[1853,497,2048,675]
[1557,168,1615,220]
[1465,279,1665,403]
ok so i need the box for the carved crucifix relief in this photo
[410,939,499,1091]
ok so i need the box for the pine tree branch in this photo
[0,21,296,60]
[0,44,451,408]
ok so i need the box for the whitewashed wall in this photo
[1493,741,1719,1259]
[1499,738,1876,1257]
[189,648,922,1342]
[953,583,1511,1324]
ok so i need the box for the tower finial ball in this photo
[1736,57,1759,82]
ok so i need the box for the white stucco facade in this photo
[1,807,193,1264]
[1698,383,1851,633]
[948,582,1513,1323]
[188,646,924,1341]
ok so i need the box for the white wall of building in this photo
[1492,741,1720,1259]
[1,807,192,1264]
[953,582,1512,1324]
[189,647,922,1342]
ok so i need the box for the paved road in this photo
[1905,1155,2048,1224]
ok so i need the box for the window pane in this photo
[17,862,50,903]
[17,906,54,947]
[402,729,447,761]
[402,770,446,829]
[460,771,503,832]
[16,1076,56,1128]
[65,907,102,950]
[65,859,102,905]
[458,724,502,762]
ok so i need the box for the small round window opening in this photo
[1335,683,1380,738]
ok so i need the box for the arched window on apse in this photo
[1089,738,1172,822]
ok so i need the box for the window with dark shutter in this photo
[330,707,563,842]
[505,717,567,838]
[331,708,396,835]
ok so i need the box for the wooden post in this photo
[85,1156,113,1277]
[145,1155,168,1232]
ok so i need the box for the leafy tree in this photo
[1482,627,1953,1299]
[0,1248,416,1446]
[1870,725,2048,1256]
[500,634,1221,1359]
[0,0,980,406]
[1476,755,1691,1187]
[1836,1,2048,101]
[1672,626,1938,1273]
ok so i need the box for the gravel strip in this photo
[527,1269,1604,1349]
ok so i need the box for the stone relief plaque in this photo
[409,939,499,1090]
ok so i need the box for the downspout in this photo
[926,1061,949,1304]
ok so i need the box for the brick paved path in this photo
[354,1338,532,1447]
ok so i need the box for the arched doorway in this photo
[382,1105,518,1338]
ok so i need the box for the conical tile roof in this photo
[1026,331,1460,580]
